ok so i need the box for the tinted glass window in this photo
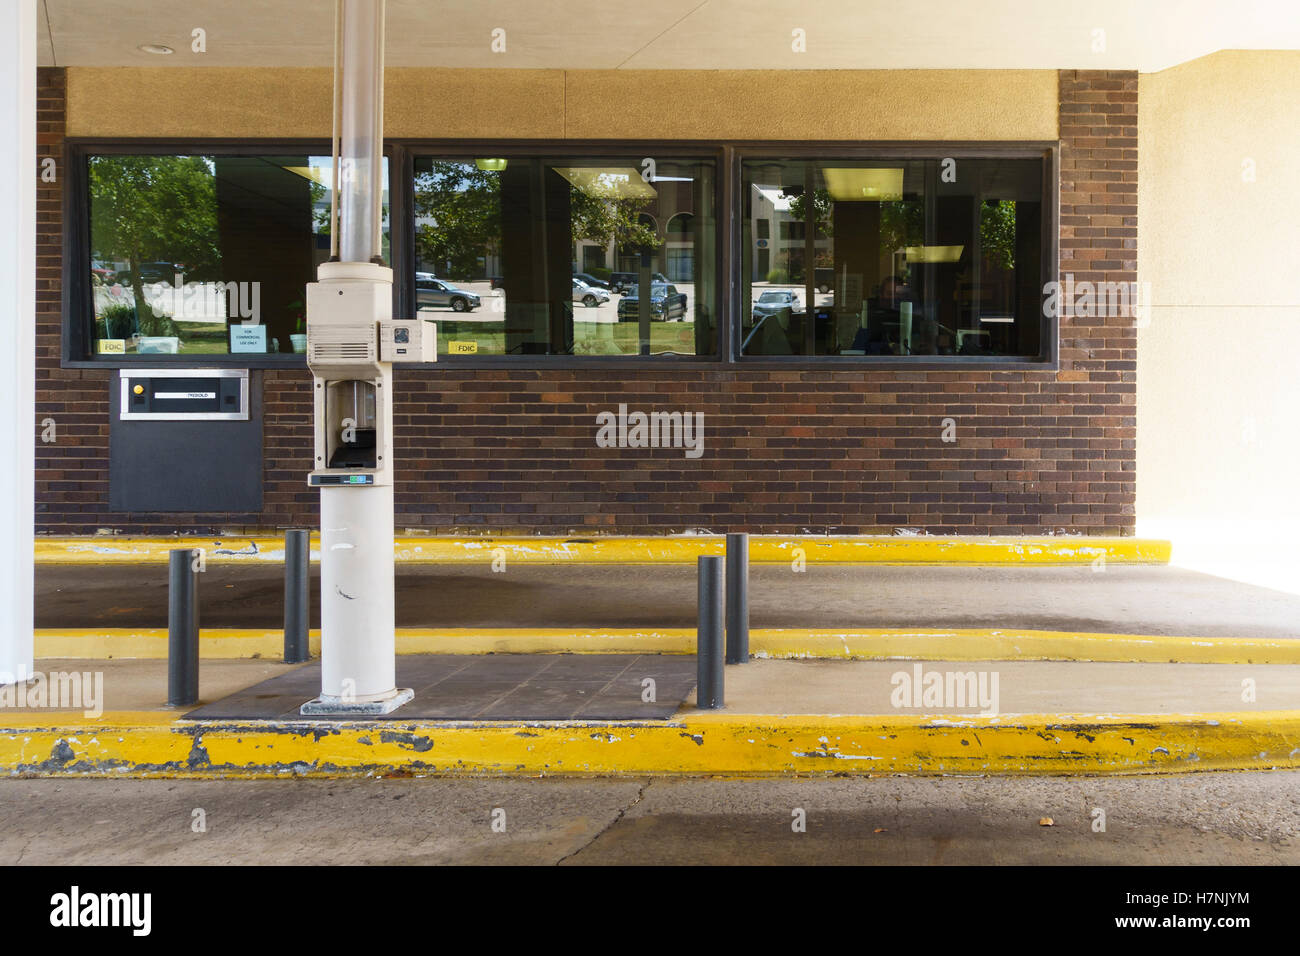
[413,155,717,357]
[741,157,1045,358]
[86,153,390,357]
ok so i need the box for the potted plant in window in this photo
[289,298,307,353]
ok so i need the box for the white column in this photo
[0,0,36,685]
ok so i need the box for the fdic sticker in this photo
[98,339,126,354]
[448,340,478,355]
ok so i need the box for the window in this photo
[741,155,1047,359]
[413,154,717,357]
[73,143,1048,367]
[84,152,390,358]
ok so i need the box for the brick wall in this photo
[35,67,1137,536]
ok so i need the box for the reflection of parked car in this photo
[573,279,610,308]
[617,283,687,321]
[416,277,480,312]
[752,289,801,322]
[116,261,178,287]
[609,271,668,294]
[572,272,610,291]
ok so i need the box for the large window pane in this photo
[741,157,1044,358]
[413,155,716,357]
[87,153,390,357]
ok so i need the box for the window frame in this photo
[730,141,1059,369]
[62,138,406,369]
[404,140,727,366]
[62,138,1056,371]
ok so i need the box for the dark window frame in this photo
[62,138,1056,371]
[405,140,727,365]
[731,142,1058,369]
[61,138,406,369]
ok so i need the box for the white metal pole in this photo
[0,0,36,686]
[305,0,407,713]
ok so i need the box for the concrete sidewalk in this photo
[36,562,1300,638]
[11,656,1299,717]
[3,656,1298,777]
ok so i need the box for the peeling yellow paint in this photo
[34,535,1172,566]
[33,626,1298,665]
[2,710,1296,778]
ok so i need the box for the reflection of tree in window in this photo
[413,161,663,278]
[571,189,659,253]
[980,199,1016,271]
[787,187,832,238]
[880,201,923,260]
[89,155,220,337]
[413,162,502,278]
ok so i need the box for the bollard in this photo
[696,555,724,709]
[283,529,310,663]
[167,548,200,707]
[725,532,749,664]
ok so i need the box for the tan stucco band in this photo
[66,67,1058,140]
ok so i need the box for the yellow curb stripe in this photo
[34,535,1171,566]
[34,626,1300,664]
[2,710,1296,777]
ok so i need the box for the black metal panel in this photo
[109,372,263,513]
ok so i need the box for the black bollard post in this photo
[283,530,310,663]
[697,555,724,709]
[725,532,749,664]
[167,548,200,707]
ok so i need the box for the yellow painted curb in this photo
[34,626,1300,665]
[1,710,1296,777]
[34,534,1171,566]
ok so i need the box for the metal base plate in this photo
[299,687,414,716]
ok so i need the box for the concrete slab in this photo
[34,563,1300,638]
[183,654,696,721]
[9,656,1298,719]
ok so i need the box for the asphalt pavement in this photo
[34,563,1300,637]
[2,773,1295,865]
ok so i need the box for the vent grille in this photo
[311,341,374,361]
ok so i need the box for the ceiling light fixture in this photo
[139,44,174,55]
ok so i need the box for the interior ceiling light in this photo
[904,245,965,263]
[475,158,508,172]
[138,44,174,55]
[553,167,657,200]
[823,168,904,201]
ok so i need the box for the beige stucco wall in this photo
[66,67,1058,140]
[1137,50,1300,591]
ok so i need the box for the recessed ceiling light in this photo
[139,44,174,55]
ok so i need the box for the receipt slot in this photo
[119,369,249,421]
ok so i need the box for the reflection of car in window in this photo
[572,279,610,308]
[416,278,481,312]
[572,272,610,291]
[751,289,801,322]
[608,271,669,294]
[616,283,687,322]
